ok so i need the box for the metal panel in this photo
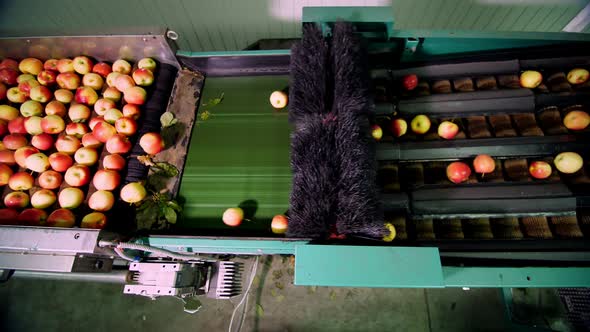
[443,267,590,287]
[0,226,99,253]
[145,237,306,255]
[295,245,444,287]
[1,1,588,53]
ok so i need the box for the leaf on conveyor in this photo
[160,111,178,128]
[152,162,179,177]
[256,304,264,317]
[167,200,182,212]
[163,206,177,224]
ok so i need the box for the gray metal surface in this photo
[0,226,99,253]
[0,28,179,68]
[9,269,130,283]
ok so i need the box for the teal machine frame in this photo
[150,7,590,288]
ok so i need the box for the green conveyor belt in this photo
[177,76,292,233]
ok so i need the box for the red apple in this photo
[82,73,104,90]
[89,116,105,130]
[120,182,147,203]
[6,87,27,103]
[0,58,19,71]
[49,152,74,172]
[81,133,102,148]
[31,133,54,151]
[14,146,39,168]
[58,187,85,209]
[24,116,43,135]
[29,85,52,103]
[44,100,66,117]
[371,124,382,141]
[106,72,121,88]
[567,68,589,85]
[114,74,135,92]
[44,59,59,71]
[93,169,120,191]
[25,152,50,173]
[8,116,27,134]
[0,150,16,165]
[92,62,112,77]
[18,79,40,96]
[102,87,121,102]
[20,100,43,117]
[563,110,590,131]
[56,72,80,90]
[74,86,98,106]
[73,56,93,75]
[4,191,30,209]
[222,207,243,227]
[520,70,542,89]
[0,68,19,85]
[88,190,115,212]
[3,134,28,150]
[37,70,58,86]
[31,189,57,209]
[38,170,63,189]
[0,105,20,121]
[104,108,123,124]
[81,212,107,229]
[529,161,552,179]
[402,74,418,91]
[55,134,81,154]
[112,59,132,74]
[53,89,74,104]
[138,58,157,71]
[123,86,147,105]
[437,121,459,140]
[271,214,288,234]
[47,208,76,227]
[0,163,14,186]
[0,208,19,225]
[74,147,98,166]
[122,104,141,120]
[114,117,137,136]
[19,58,43,75]
[65,122,89,138]
[92,121,116,143]
[68,103,91,122]
[0,119,6,136]
[106,134,131,154]
[0,82,6,100]
[132,68,154,86]
[64,164,91,187]
[473,154,495,175]
[8,171,35,190]
[57,59,74,73]
[391,118,408,138]
[94,98,117,116]
[103,153,126,170]
[446,161,472,184]
[139,132,164,155]
[41,115,66,134]
[18,208,48,226]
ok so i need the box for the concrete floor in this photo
[0,256,512,332]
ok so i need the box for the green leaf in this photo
[151,162,179,177]
[160,111,176,128]
[274,282,284,290]
[329,290,337,301]
[256,304,264,317]
[270,289,277,297]
[166,200,182,212]
[163,206,177,224]
[136,202,159,229]
[209,92,224,106]
[276,295,285,303]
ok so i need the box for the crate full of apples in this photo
[0,56,164,228]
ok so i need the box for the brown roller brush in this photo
[491,217,523,239]
[476,76,497,90]
[435,219,464,239]
[578,213,590,236]
[479,160,504,183]
[547,72,572,92]
[402,163,424,188]
[538,106,568,135]
[432,80,452,94]
[549,216,583,238]
[489,114,517,137]
[512,113,544,136]
[415,81,430,96]
[462,218,493,239]
[415,218,435,239]
[521,216,553,238]
[453,77,474,92]
[466,116,492,138]
[387,215,407,240]
[504,159,530,181]
[425,161,448,185]
[536,83,549,93]
[497,75,520,89]
[378,163,400,193]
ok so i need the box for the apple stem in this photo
[481,172,485,179]
[244,218,252,222]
